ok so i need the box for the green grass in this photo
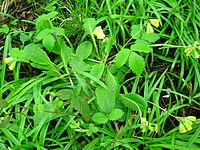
[0,0,200,149]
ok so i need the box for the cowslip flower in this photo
[146,19,160,34]
[140,117,154,132]
[4,57,15,64]
[184,41,200,58]
[93,26,106,39]
[176,116,196,133]
[149,19,160,28]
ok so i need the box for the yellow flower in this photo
[93,26,106,39]
[149,19,160,28]
[8,61,16,71]
[177,116,196,133]
[4,57,15,64]
[146,22,154,34]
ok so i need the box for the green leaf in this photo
[50,27,65,36]
[35,29,50,41]
[131,39,152,53]
[83,138,99,150]
[108,109,124,121]
[128,52,145,75]
[0,116,10,128]
[24,44,59,73]
[18,50,29,62]
[114,48,130,68]
[70,59,91,72]
[9,48,19,58]
[83,18,96,34]
[90,63,105,79]
[92,112,108,124]
[57,37,73,65]
[56,89,74,100]
[86,124,99,136]
[120,93,147,112]
[141,33,160,43]
[72,96,90,122]
[42,34,55,51]
[20,33,29,42]
[130,25,141,39]
[0,99,8,108]
[76,41,93,60]
[0,24,9,34]
[106,71,120,97]
[95,86,115,113]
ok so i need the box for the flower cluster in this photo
[93,26,106,39]
[4,57,16,70]
[140,117,158,133]
[176,116,196,133]
[146,19,160,34]
[184,41,200,58]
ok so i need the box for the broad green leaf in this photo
[76,41,93,60]
[50,27,65,36]
[35,28,50,40]
[56,89,74,100]
[72,96,90,122]
[0,24,9,34]
[114,48,130,68]
[95,86,115,113]
[83,18,96,34]
[43,34,55,52]
[130,25,141,39]
[131,39,152,53]
[24,44,59,73]
[86,124,99,136]
[17,50,29,62]
[57,37,73,65]
[141,33,160,43]
[24,43,51,64]
[128,52,145,75]
[20,33,29,42]
[0,99,8,108]
[108,109,124,121]
[70,59,91,72]
[106,71,120,97]
[9,48,19,58]
[120,93,147,112]
[92,112,108,124]
[90,63,105,79]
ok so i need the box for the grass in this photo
[0,0,200,149]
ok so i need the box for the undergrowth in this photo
[0,0,200,149]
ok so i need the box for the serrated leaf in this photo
[56,89,74,100]
[128,52,145,75]
[24,43,51,64]
[0,99,8,108]
[131,39,152,53]
[24,44,59,73]
[35,29,50,41]
[120,93,147,112]
[42,34,55,52]
[76,41,93,60]
[114,48,130,68]
[92,112,108,124]
[130,25,141,39]
[83,18,96,34]
[141,33,160,43]
[108,109,124,121]
[90,63,105,79]
[95,86,115,113]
